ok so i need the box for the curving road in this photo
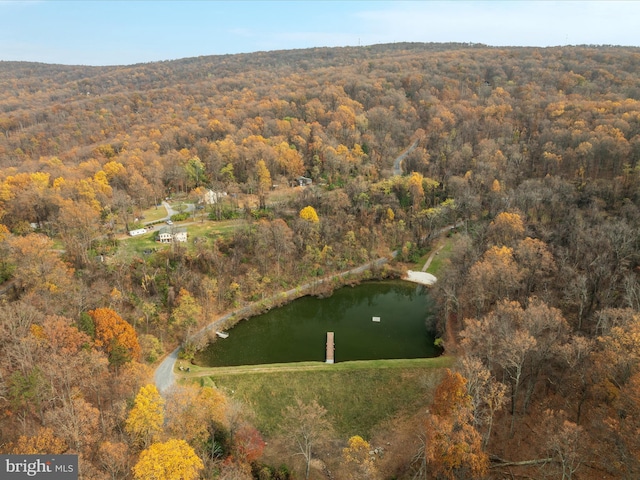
[161,200,177,219]
[392,138,419,176]
[154,347,180,393]
[142,201,195,228]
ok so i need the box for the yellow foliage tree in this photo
[487,211,525,246]
[386,208,395,222]
[342,435,379,480]
[132,439,203,480]
[102,160,126,181]
[256,159,271,210]
[170,288,202,336]
[0,223,9,239]
[9,233,74,295]
[299,205,319,223]
[125,384,165,449]
[407,171,425,210]
[275,141,305,177]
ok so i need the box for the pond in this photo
[194,280,439,367]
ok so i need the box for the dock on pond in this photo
[326,332,334,364]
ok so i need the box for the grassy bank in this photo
[186,356,454,438]
[410,233,459,278]
[425,237,456,276]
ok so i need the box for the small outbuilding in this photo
[294,176,313,187]
[128,228,147,237]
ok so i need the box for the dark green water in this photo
[195,280,439,367]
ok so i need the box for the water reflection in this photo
[195,280,438,367]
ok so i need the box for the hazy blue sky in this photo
[1,1,639,66]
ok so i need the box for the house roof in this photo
[159,226,187,235]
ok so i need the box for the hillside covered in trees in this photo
[1,43,640,479]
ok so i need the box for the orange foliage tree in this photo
[486,211,525,247]
[97,441,130,480]
[420,370,488,480]
[88,307,141,365]
[5,427,68,454]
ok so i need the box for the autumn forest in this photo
[1,42,640,479]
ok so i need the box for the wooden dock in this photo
[326,332,334,364]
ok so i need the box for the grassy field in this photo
[425,236,457,276]
[116,219,245,259]
[185,356,454,438]
[186,219,244,240]
[117,231,167,258]
[407,232,460,278]
[139,204,168,222]
[269,185,302,203]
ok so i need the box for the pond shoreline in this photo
[192,254,404,344]
[155,252,406,392]
[194,279,436,367]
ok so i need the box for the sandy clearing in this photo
[404,270,437,285]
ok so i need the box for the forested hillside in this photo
[1,43,639,479]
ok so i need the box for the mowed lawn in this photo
[186,219,243,240]
[425,235,457,276]
[139,204,168,222]
[409,232,461,277]
[192,357,453,438]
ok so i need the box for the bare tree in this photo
[543,410,585,480]
[459,355,507,447]
[281,398,335,480]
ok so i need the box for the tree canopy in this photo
[0,42,639,479]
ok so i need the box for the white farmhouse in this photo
[203,189,227,205]
[158,226,187,243]
[173,227,188,242]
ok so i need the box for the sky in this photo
[1,1,639,66]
